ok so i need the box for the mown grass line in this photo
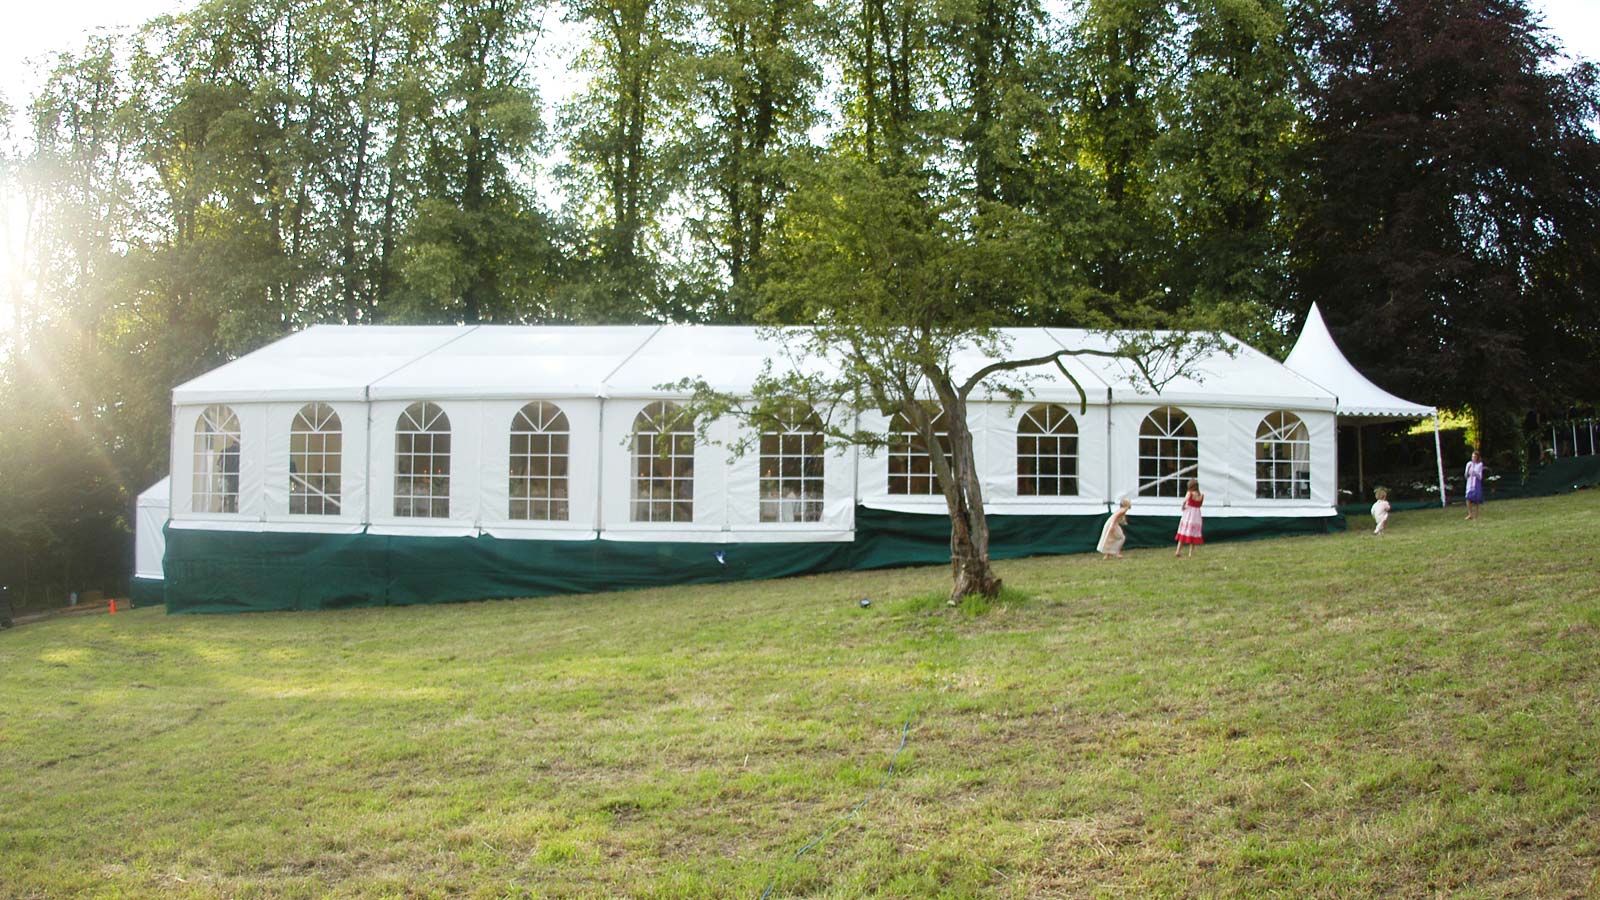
[1,493,1597,898]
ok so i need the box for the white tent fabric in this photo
[172,327,472,404]
[135,476,170,579]
[173,324,1339,411]
[1048,328,1337,411]
[168,324,1346,540]
[1283,303,1434,420]
[368,326,663,400]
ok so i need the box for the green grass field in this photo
[2,493,1598,899]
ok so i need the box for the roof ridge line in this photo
[1039,326,1113,394]
[364,325,482,400]
[597,324,666,396]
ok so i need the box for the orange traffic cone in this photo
[108,599,116,615]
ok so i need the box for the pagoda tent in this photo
[1283,303,1445,504]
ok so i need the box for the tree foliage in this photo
[1293,0,1600,422]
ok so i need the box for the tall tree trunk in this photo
[914,380,1002,601]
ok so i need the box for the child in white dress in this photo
[1098,498,1132,558]
[1371,487,1391,535]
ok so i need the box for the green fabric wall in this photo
[1490,455,1600,500]
[163,508,1345,614]
[130,577,166,608]
[1337,454,1600,516]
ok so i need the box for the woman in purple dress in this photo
[1463,449,1486,521]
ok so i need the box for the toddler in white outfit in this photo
[1371,488,1391,535]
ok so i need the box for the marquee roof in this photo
[173,324,1339,411]
[1283,304,1435,420]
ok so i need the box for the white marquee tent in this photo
[142,324,1357,612]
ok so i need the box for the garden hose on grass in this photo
[757,713,916,900]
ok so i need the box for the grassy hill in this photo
[2,494,1597,899]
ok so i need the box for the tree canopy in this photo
[1293,0,1600,425]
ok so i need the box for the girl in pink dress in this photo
[1174,480,1204,557]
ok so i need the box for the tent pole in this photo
[1356,424,1364,496]
[1552,425,1558,459]
[1573,421,1580,457]
[363,388,374,526]
[1104,387,1113,510]
[1434,413,1448,508]
[596,397,607,534]
[1332,417,1340,506]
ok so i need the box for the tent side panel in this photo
[847,506,1108,569]
[130,578,166,607]
[164,509,1345,613]
[164,527,859,613]
[135,501,168,579]
[1119,511,1344,549]
[164,527,390,613]
[848,507,1343,569]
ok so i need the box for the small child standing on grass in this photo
[1371,487,1391,535]
[1174,480,1204,558]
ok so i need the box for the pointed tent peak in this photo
[1284,302,1435,420]
[1285,302,1336,370]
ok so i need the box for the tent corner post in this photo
[1356,423,1365,496]
[1433,412,1448,508]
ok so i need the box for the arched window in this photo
[1256,411,1311,499]
[1017,404,1079,496]
[1138,406,1197,498]
[290,403,342,515]
[395,402,450,518]
[510,401,569,521]
[193,404,240,513]
[759,405,825,523]
[888,408,949,496]
[632,401,694,522]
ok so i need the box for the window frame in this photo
[1138,406,1198,498]
[887,408,950,496]
[631,401,695,523]
[758,405,826,523]
[509,401,570,522]
[193,404,241,514]
[289,402,342,516]
[1016,403,1079,497]
[1255,411,1312,500]
[394,401,452,519]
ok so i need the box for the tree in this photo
[936,0,1048,204]
[400,0,562,324]
[23,35,141,348]
[1154,0,1302,346]
[1055,0,1179,312]
[1293,0,1600,426]
[672,158,1213,600]
[561,0,690,321]
[680,0,824,317]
